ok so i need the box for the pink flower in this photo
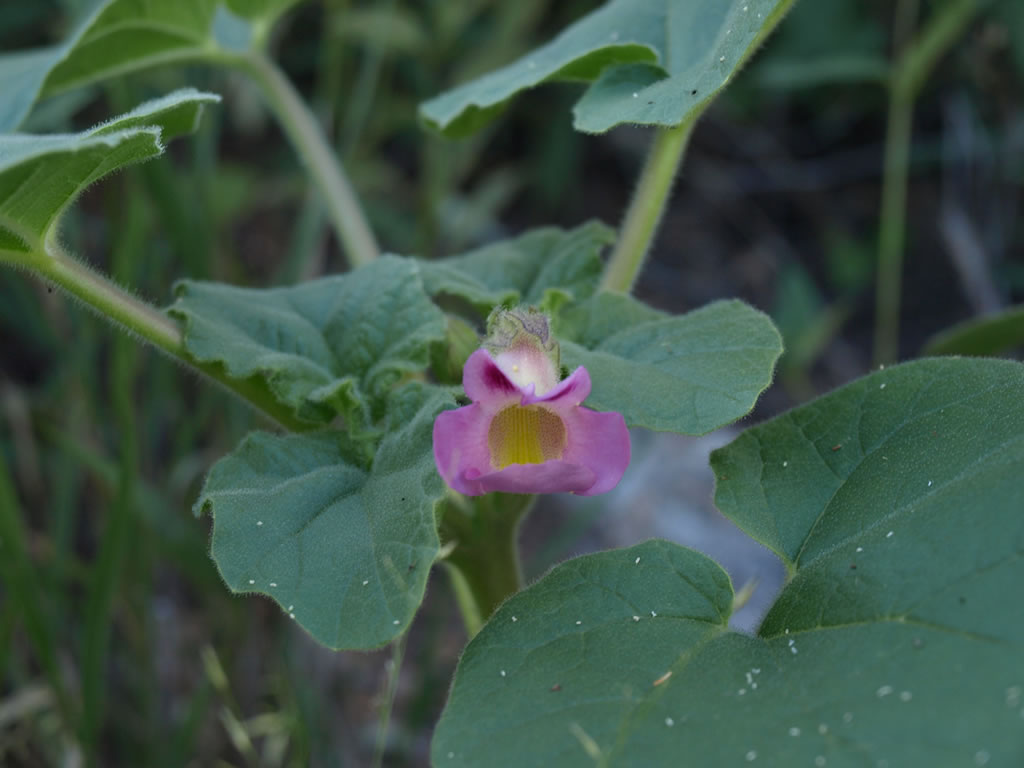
[433,346,630,496]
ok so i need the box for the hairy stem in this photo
[35,242,307,431]
[600,122,695,294]
[236,52,380,268]
[440,494,535,638]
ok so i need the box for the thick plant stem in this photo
[238,52,380,268]
[600,122,695,294]
[35,242,307,431]
[440,494,535,638]
[873,0,982,365]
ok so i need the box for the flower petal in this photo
[463,460,595,496]
[561,406,631,495]
[462,348,521,403]
[432,404,492,495]
[521,365,591,406]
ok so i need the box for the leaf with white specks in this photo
[420,0,796,136]
[198,384,454,650]
[433,358,1024,765]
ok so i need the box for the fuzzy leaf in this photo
[170,257,447,423]
[562,298,783,434]
[420,0,796,136]
[434,358,1024,766]
[422,222,614,317]
[0,89,219,261]
[0,0,304,132]
[198,385,454,649]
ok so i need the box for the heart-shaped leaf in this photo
[0,0,303,132]
[197,384,454,649]
[170,256,447,424]
[433,357,1024,765]
[421,221,614,317]
[0,89,219,262]
[561,297,783,434]
[420,0,796,136]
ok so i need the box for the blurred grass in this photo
[1,0,1022,765]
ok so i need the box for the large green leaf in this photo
[170,257,447,423]
[561,297,783,434]
[420,0,796,136]
[0,0,303,132]
[421,221,614,316]
[198,384,454,650]
[0,89,219,261]
[433,358,1024,766]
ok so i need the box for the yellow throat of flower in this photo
[488,405,566,469]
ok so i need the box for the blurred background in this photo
[1,0,1022,764]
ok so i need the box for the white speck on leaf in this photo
[880,383,886,390]
[789,727,801,737]
[633,616,640,622]
[738,688,747,696]
[635,557,641,565]
[256,521,263,526]
[886,531,894,538]
[746,750,757,761]
[900,690,912,702]
[393,620,400,625]
[650,610,657,618]
[269,582,277,587]
[719,56,726,62]
[818,723,828,735]
[248,579,255,585]
[877,685,894,698]
[362,580,369,586]
[783,461,788,467]
[511,616,517,622]
[500,670,506,677]
[632,92,638,98]
[927,480,932,487]
[576,620,582,625]
[856,547,864,552]
[665,717,674,727]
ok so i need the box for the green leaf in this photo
[922,305,1024,358]
[420,0,796,136]
[198,385,454,649]
[0,89,219,261]
[561,298,782,434]
[434,358,1024,766]
[421,222,614,317]
[0,0,304,132]
[170,257,447,423]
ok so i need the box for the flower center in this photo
[488,405,567,469]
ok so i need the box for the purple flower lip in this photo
[433,348,630,496]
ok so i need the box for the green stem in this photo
[873,0,982,365]
[874,79,914,366]
[235,51,380,268]
[371,632,406,768]
[34,241,307,431]
[600,122,695,294]
[440,494,534,638]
